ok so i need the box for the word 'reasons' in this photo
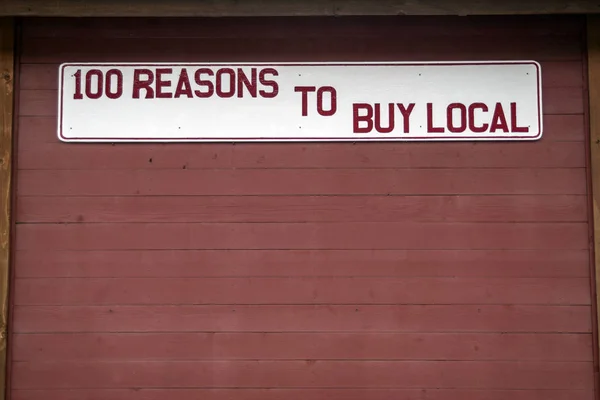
[132,67,279,99]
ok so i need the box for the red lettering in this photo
[216,68,236,98]
[133,69,155,99]
[468,103,489,133]
[259,68,279,98]
[155,68,172,99]
[174,69,193,99]
[427,103,444,133]
[396,103,415,133]
[73,69,83,99]
[105,69,123,100]
[490,103,509,132]
[317,86,337,116]
[294,86,316,116]
[194,68,214,98]
[237,68,258,98]
[447,103,467,133]
[85,69,103,100]
[510,102,529,133]
[353,103,373,133]
[374,103,395,133]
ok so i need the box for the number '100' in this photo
[73,69,123,100]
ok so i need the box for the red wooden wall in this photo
[8,15,595,400]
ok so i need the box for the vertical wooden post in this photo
[0,17,14,400]
[589,15,600,387]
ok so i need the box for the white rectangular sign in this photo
[58,61,542,142]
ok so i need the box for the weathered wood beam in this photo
[0,17,13,400]
[1,0,599,17]
[588,14,600,385]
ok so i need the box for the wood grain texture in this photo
[11,332,593,361]
[12,249,591,278]
[8,388,597,400]
[14,222,590,250]
[15,195,589,223]
[10,360,594,389]
[0,17,13,400]
[13,277,591,305]
[1,0,599,17]
[16,142,587,170]
[15,169,588,196]
[12,305,592,333]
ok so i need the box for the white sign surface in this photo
[58,61,542,142]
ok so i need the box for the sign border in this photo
[57,61,543,142]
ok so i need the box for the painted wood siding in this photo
[9,15,595,400]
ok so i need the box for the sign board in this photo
[58,61,542,142]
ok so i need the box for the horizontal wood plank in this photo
[15,195,589,223]
[18,60,584,90]
[17,87,585,117]
[16,142,586,170]
[13,277,591,306]
[12,332,592,361]
[15,222,590,250]
[543,87,585,114]
[3,0,600,17]
[15,169,587,196]
[12,305,592,333]
[13,249,590,278]
[10,360,593,389]
[9,388,595,400]
[19,36,583,64]
[542,61,585,87]
[18,16,586,38]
